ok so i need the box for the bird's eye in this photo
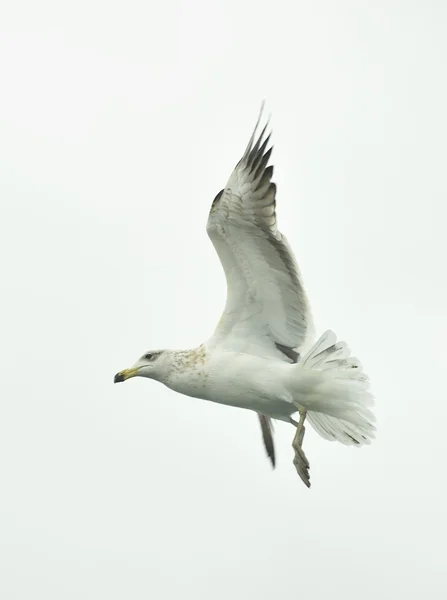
[144,353,153,360]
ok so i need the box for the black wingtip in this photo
[258,414,276,469]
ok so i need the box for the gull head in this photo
[114,350,169,384]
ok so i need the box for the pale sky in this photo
[1,1,446,598]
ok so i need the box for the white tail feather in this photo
[298,330,375,446]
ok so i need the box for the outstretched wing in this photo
[207,105,314,362]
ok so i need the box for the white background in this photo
[1,1,446,598]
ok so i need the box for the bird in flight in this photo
[114,105,375,487]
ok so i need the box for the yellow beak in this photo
[114,368,139,383]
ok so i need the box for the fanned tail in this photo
[298,331,375,445]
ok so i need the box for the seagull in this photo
[114,105,375,487]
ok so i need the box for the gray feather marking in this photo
[275,343,299,363]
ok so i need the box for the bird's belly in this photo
[205,386,294,418]
[169,352,295,418]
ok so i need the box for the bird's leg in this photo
[291,408,310,488]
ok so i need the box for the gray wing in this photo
[206,104,315,363]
